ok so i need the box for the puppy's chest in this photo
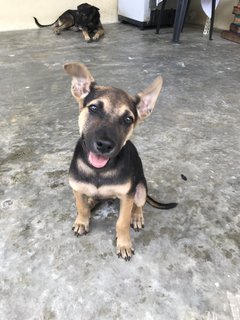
[69,161,131,198]
[69,174,131,199]
[69,177,131,199]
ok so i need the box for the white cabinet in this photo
[118,0,152,27]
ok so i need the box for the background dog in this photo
[33,3,104,41]
[76,3,104,42]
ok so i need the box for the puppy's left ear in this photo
[136,76,163,121]
[64,62,95,103]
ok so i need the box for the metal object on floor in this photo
[156,0,217,42]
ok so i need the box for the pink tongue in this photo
[88,152,109,168]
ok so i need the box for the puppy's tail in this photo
[33,17,58,28]
[146,194,178,210]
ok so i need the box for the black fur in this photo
[76,3,102,32]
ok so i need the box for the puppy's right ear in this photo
[64,62,95,102]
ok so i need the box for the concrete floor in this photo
[0,23,239,320]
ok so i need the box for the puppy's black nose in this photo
[95,139,115,154]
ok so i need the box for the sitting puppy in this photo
[64,62,177,260]
[33,3,104,41]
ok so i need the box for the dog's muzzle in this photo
[86,137,116,169]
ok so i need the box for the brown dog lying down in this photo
[33,3,104,41]
[64,62,177,260]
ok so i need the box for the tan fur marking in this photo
[77,158,94,176]
[117,104,133,116]
[122,126,134,146]
[69,177,98,197]
[101,96,112,114]
[99,181,131,199]
[100,168,118,178]
[69,176,131,199]
[78,108,89,136]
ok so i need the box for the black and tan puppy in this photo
[76,3,104,42]
[64,62,177,260]
[34,3,104,41]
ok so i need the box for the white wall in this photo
[187,0,237,30]
[0,0,118,31]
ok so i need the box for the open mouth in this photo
[88,151,109,169]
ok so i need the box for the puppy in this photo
[33,3,104,41]
[64,63,177,260]
[76,3,104,42]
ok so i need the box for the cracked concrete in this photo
[0,23,240,320]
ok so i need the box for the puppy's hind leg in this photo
[131,204,144,231]
[53,20,61,34]
[54,17,74,34]
[131,183,146,231]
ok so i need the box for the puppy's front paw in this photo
[83,35,91,42]
[72,217,90,236]
[92,34,100,41]
[116,238,134,261]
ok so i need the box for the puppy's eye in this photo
[88,105,98,113]
[124,116,134,125]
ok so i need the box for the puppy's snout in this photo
[95,138,115,155]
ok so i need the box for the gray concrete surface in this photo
[0,23,239,320]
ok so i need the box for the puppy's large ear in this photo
[64,62,95,103]
[136,76,163,121]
